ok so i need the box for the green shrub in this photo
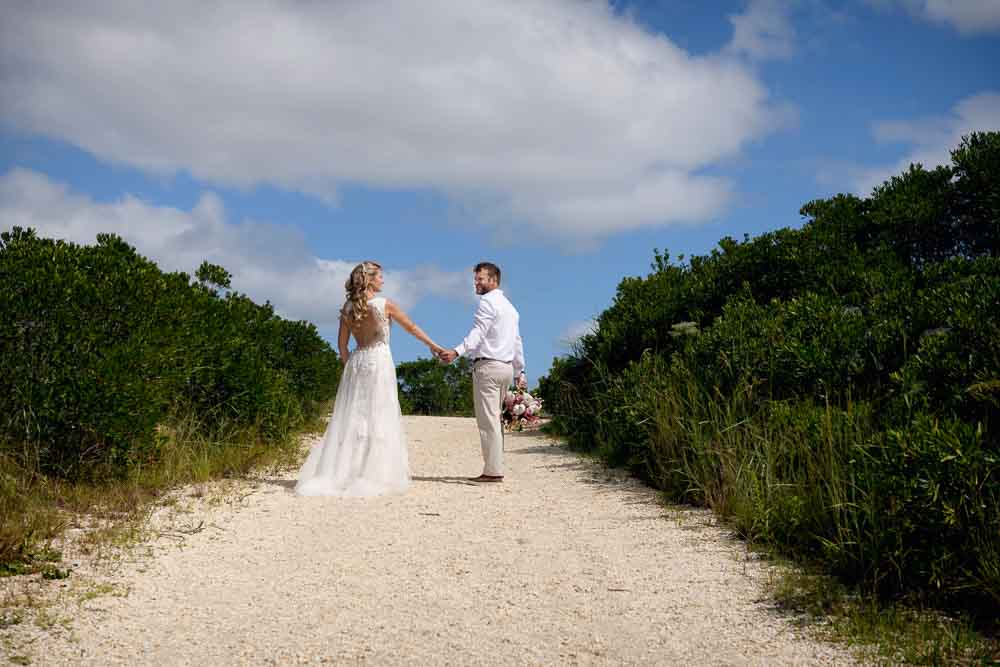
[590,351,674,478]
[536,354,597,447]
[396,357,474,416]
[858,416,1000,606]
[893,257,1000,425]
[0,227,341,479]
[538,131,1000,617]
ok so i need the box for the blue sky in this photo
[2,1,998,381]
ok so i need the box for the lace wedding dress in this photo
[295,296,410,497]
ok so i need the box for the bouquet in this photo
[502,387,543,432]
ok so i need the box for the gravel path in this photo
[4,416,856,665]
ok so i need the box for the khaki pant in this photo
[472,360,513,477]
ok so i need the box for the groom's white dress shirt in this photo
[454,288,525,378]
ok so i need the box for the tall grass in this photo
[0,400,329,572]
[0,454,64,575]
[771,571,1000,665]
[1,228,342,570]
[538,133,1000,659]
[547,360,1000,658]
[647,370,878,574]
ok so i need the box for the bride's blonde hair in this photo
[343,261,382,323]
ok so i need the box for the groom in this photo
[438,262,526,483]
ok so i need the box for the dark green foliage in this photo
[535,354,593,442]
[869,164,957,267]
[859,416,1000,606]
[0,228,341,479]
[689,291,877,402]
[586,351,674,479]
[538,132,1000,616]
[396,357,473,416]
[893,257,1000,425]
[195,261,232,290]
[943,132,1000,259]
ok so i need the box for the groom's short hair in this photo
[474,262,501,285]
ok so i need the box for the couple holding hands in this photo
[295,261,526,497]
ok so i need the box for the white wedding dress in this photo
[295,296,410,497]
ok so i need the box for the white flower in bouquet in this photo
[513,403,526,416]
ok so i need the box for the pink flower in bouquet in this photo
[502,387,544,432]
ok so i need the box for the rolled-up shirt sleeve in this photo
[512,330,525,378]
[454,297,496,357]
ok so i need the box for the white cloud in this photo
[726,0,797,61]
[868,0,1000,34]
[0,168,470,329]
[0,1,790,245]
[851,91,1000,195]
[559,318,598,350]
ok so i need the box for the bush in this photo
[396,357,474,416]
[0,228,341,479]
[590,351,674,478]
[538,131,1000,616]
[859,416,1000,605]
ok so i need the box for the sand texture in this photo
[3,416,856,665]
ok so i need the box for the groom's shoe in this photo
[469,474,504,483]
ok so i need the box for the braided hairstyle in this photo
[343,261,383,324]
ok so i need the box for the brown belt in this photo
[473,357,512,364]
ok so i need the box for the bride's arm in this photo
[385,300,442,354]
[337,315,351,363]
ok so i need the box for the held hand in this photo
[516,373,527,390]
[438,349,459,364]
[428,343,444,357]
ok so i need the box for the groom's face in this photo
[474,269,498,295]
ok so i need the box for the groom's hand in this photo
[438,349,459,364]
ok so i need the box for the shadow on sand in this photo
[257,478,297,491]
[507,432,673,510]
[411,476,482,486]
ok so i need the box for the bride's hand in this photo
[428,343,444,357]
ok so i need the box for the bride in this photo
[295,261,443,497]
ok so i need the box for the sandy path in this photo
[4,416,855,665]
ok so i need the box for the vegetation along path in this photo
[4,416,855,665]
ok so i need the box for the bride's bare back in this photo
[343,299,390,350]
